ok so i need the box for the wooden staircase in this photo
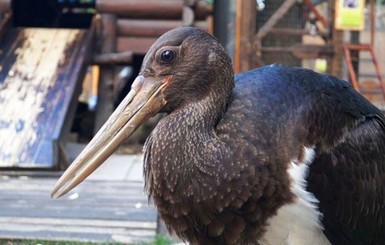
[342,0,385,108]
[343,43,385,99]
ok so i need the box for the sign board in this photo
[335,0,365,30]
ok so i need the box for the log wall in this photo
[93,0,213,131]
[95,0,213,56]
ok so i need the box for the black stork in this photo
[52,27,385,245]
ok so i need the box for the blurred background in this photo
[0,0,384,244]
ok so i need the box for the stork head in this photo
[51,27,233,198]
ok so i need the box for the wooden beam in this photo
[303,0,327,27]
[93,51,133,65]
[370,0,375,46]
[261,44,333,59]
[328,0,343,77]
[94,14,117,133]
[116,37,157,55]
[100,14,117,53]
[0,0,11,14]
[96,0,211,20]
[269,27,328,38]
[234,0,256,73]
[368,46,385,96]
[96,0,183,19]
[0,12,11,42]
[117,19,209,37]
[291,44,333,59]
[195,0,213,20]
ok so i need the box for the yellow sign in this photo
[335,0,365,30]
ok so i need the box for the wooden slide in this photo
[0,13,93,169]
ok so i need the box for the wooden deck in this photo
[0,155,158,244]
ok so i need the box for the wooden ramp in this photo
[0,28,93,169]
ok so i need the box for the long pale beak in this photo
[51,75,170,198]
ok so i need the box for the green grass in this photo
[143,235,172,245]
[0,235,173,245]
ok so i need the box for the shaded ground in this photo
[0,154,158,244]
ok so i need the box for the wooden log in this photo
[116,21,211,54]
[269,28,328,38]
[116,37,157,55]
[117,20,178,37]
[95,14,117,133]
[96,0,183,19]
[194,0,213,20]
[117,19,209,37]
[260,44,333,60]
[0,0,11,14]
[183,0,197,6]
[0,12,11,42]
[100,14,117,53]
[96,0,211,20]
[93,51,133,65]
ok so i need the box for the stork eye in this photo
[160,50,175,63]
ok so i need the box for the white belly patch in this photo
[259,147,331,245]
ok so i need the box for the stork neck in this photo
[174,87,232,134]
[145,76,234,199]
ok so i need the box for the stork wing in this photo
[307,116,385,245]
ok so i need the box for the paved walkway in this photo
[0,153,161,244]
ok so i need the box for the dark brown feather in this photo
[139,27,385,244]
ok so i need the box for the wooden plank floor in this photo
[0,174,157,243]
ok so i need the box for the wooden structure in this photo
[0,0,212,169]
[234,0,343,77]
[96,0,212,56]
[93,0,213,131]
[0,156,158,243]
[0,178,155,243]
[0,2,94,169]
[343,0,385,107]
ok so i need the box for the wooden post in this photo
[0,12,11,41]
[370,0,375,46]
[234,0,256,73]
[94,14,117,133]
[350,31,360,77]
[213,0,235,61]
[0,0,11,14]
[328,0,343,77]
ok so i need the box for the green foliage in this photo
[0,241,119,245]
[0,235,173,245]
[150,235,172,245]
